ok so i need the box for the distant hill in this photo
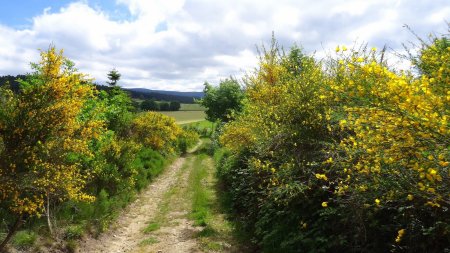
[125,88,203,103]
[0,75,203,104]
[129,88,204,99]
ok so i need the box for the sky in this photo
[0,0,448,91]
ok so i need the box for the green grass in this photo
[64,224,84,239]
[181,120,216,138]
[180,103,205,111]
[181,120,214,129]
[12,230,37,249]
[188,139,247,252]
[160,111,206,124]
[189,153,212,226]
[143,222,160,233]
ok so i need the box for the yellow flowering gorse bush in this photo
[0,47,103,217]
[218,34,449,252]
[131,111,182,154]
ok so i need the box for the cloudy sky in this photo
[0,0,448,91]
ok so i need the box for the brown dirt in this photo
[135,155,201,253]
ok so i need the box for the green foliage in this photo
[177,129,200,154]
[138,100,181,112]
[133,148,166,191]
[98,87,133,136]
[143,222,160,233]
[169,101,181,111]
[12,230,37,249]
[0,46,102,219]
[106,68,121,86]
[181,120,215,138]
[64,224,84,239]
[88,132,140,195]
[200,78,245,122]
[141,99,159,111]
[159,101,170,111]
[218,34,450,253]
[131,111,182,154]
[0,45,200,251]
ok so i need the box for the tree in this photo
[107,68,121,86]
[199,78,244,122]
[169,101,181,111]
[141,99,159,111]
[0,47,103,250]
[99,87,133,136]
[159,101,170,111]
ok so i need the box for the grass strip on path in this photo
[188,139,244,252]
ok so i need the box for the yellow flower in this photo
[407,194,413,201]
[342,46,348,51]
[315,173,328,181]
[395,229,405,243]
[439,161,449,167]
[335,46,340,52]
[375,199,381,206]
[322,201,328,208]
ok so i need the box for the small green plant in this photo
[64,224,84,239]
[143,222,160,233]
[12,230,37,249]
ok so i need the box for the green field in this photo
[180,120,213,128]
[133,99,205,112]
[160,111,206,124]
[179,103,205,111]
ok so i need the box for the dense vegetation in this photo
[200,78,244,122]
[0,47,199,251]
[0,27,448,253]
[215,33,449,252]
[140,99,181,111]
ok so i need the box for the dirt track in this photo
[76,144,202,253]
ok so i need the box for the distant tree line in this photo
[126,89,196,103]
[0,75,27,93]
[141,99,181,111]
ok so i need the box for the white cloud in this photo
[0,0,448,91]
